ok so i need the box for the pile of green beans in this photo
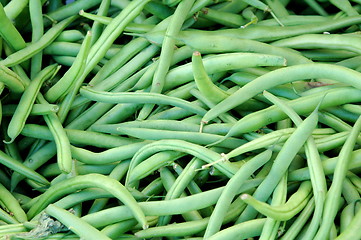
[1,0,361,239]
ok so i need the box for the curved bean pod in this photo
[213,86,361,146]
[79,178,263,229]
[27,173,148,229]
[202,63,361,125]
[335,202,361,240]
[0,64,25,93]
[0,182,27,222]
[263,90,327,239]
[114,127,246,149]
[79,86,207,117]
[241,181,312,221]
[128,150,185,186]
[125,139,239,187]
[45,31,92,103]
[236,107,318,223]
[207,218,266,240]
[137,0,196,120]
[70,142,149,165]
[192,51,229,104]
[0,149,49,186]
[279,197,315,240]
[204,150,272,238]
[45,204,111,240]
[0,3,26,51]
[6,64,59,143]
[0,16,78,67]
[163,52,287,91]
[315,115,361,239]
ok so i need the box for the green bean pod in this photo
[6,64,58,143]
[207,218,266,240]
[45,31,92,103]
[70,142,149,165]
[204,150,272,238]
[280,197,315,239]
[202,63,361,125]
[0,64,25,93]
[236,106,318,223]
[114,127,246,149]
[45,204,111,240]
[0,182,27,222]
[0,3,26,52]
[259,173,288,240]
[79,87,207,117]
[0,16,78,67]
[192,51,229,104]
[335,202,361,240]
[315,115,361,239]
[213,86,361,146]
[179,15,361,42]
[272,33,361,54]
[128,151,186,183]
[163,52,287,91]
[241,181,313,221]
[125,139,239,187]
[27,173,148,229]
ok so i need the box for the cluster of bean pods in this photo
[1,0,361,239]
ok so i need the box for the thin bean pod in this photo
[192,51,229,104]
[79,86,207,117]
[204,150,272,238]
[335,204,361,239]
[314,115,361,239]
[125,139,239,187]
[0,16,78,67]
[0,149,49,186]
[27,173,148,229]
[45,31,92,103]
[0,3,26,52]
[0,64,25,93]
[6,64,59,143]
[280,197,315,240]
[0,182,27,222]
[211,86,361,145]
[241,181,312,221]
[236,107,318,223]
[137,0,196,120]
[259,173,288,240]
[207,218,266,240]
[45,204,111,240]
[263,90,327,239]
[202,63,361,125]
[272,34,361,54]
[163,52,287,91]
